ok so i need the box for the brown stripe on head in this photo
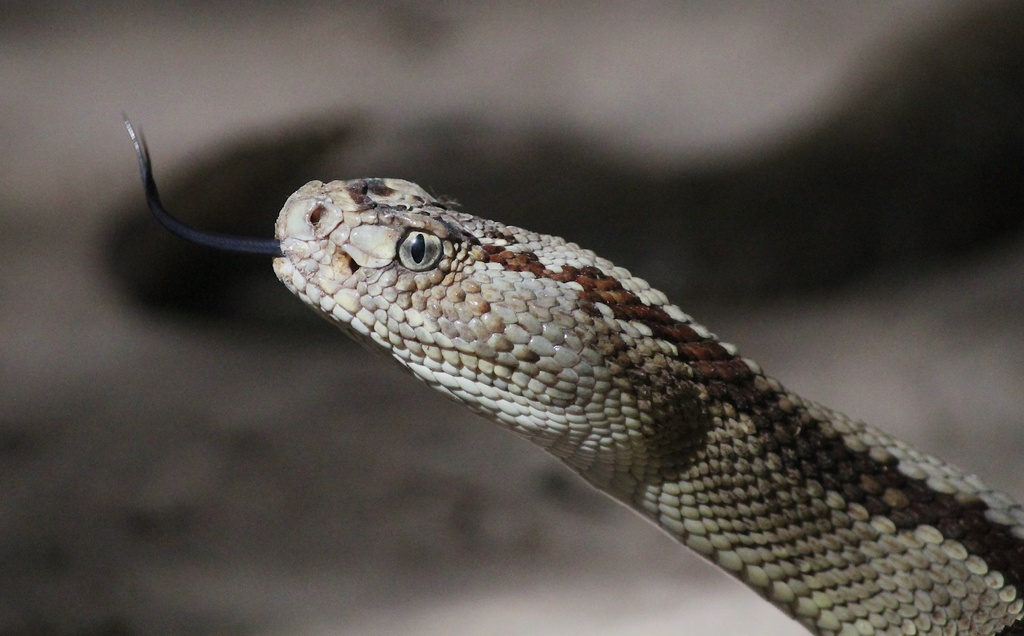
[482,241,755,415]
[483,246,732,358]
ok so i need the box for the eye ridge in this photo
[397,231,443,271]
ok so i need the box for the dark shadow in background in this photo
[109,2,1024,325]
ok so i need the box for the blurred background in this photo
[2,1,1023,634]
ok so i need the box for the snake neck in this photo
[574,346,1024,636]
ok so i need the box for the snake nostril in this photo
[309,205,323,227]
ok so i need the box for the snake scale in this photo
[127,120,1024,635]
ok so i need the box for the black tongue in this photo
[124,116,283,258]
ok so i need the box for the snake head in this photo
[126,112,721,487]
[273,178,717,486]
[273,178,486,342]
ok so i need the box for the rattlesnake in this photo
[126,120,1024,635]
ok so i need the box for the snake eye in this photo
[397,231,443,271]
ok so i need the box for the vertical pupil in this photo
[410,233,426,262]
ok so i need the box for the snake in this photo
[125,119,1024,635]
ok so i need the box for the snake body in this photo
[126,124,1023,636]
[267,178,1024,636]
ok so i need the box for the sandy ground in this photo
[2,2,1022,635]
